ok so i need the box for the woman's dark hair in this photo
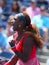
[11,1,20,13]
[23,12,31,26]
[22,12,44,48]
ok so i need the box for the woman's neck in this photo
[18,31,24,36]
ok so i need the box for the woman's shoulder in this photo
[22,32,35,46]
[23,32,33,41]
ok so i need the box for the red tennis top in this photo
[12,32,36,60]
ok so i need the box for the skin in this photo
[13,19,25,37]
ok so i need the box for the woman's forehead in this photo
[13,19,24,26]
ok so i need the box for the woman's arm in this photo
[5,35,34,65]
[14,35,34,62]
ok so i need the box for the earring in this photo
[18,25,21,27]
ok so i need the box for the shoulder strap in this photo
[19,32,32,43]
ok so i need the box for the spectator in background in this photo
[31,6,46,29]
[5,20,13,37]
[0,24,10,52]
[5,15,14,37]
[10,1,20,15]
[0,0,6,13]
[0,0,9,28]
[20,6,26,13]
[37,0,48,9]
[26,0,40,19]
[0,5,7,29]
[31,6,49,47]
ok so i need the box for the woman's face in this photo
[31,2,37,9]
[12,2,18,10]
[13,19,25,31]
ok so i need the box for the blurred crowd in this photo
[0,0,49,64]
